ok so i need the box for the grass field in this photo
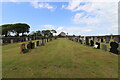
[2,38,118,78]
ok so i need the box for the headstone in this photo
[20,43,26,53]
[31,42,35,49]
[98,38,100,42]
[119,37,120,43]
[47,38,49,42]
[118,43,120,53]
[91,37,94,41]
[82,39,84,44]
[101,38,103,42]
[11,39,13,43]
[79,39,82,44]
[41,38,45,46]
[25,37,28,41]
[27,41,32,49]
[0,39,3,45]
[90,40,94,46]
[96,42,100,49]
[101,44,107,51]
[29,38,32,41]
[106,37,110,43]
[110,41,119,54]
[114,37,119,43]
[36,41,39,46]
[85,37,89,45]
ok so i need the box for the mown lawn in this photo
[2,38,118,78]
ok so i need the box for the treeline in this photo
[29,30,57,37]
[0,23,57,37]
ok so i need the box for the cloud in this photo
[39,24,118,36]
[31,1,56,11]
[64,1,118,24]
[62,0,118,35]
[41,25,55,29]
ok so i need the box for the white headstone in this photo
[26,37,28,41]
[11,39,13,43]
[34,42,37,48]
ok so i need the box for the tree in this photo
[51,30,57,36]
[1,24,13,37]
[42,30,52,37]
[30,30,42,37]
[13,23,30,36]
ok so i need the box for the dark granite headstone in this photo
[79,39,82,44]
[101,38,103,42]
[96,42,100,49]
[90,40,94,46]
[36,41,39,46]
[85,37,89,45]
[110,41,119,54]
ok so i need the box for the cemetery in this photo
[2,33,119,78]
[1,1,119,78]
[1,24,120,78]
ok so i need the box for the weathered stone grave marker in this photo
[106,37,110,43]
[101,44,107,51]
[20,43,26,53]
[41,38,45,46]
[11,39,13,43]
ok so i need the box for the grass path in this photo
[2,38,118,78]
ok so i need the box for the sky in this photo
[1,0,119,36]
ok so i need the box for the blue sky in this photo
[1,1,118,36]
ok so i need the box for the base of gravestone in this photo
[110,48,119,54]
